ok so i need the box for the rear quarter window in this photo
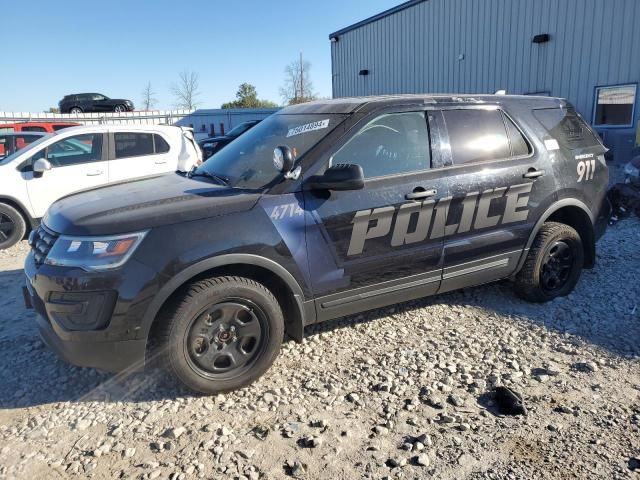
[533,108,603,150]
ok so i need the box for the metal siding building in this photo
[330,0,640,160]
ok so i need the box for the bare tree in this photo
[141,82,157,111]
[279,52,317,105]
[171,70,201,110]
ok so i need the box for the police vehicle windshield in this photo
[194,113,347,190]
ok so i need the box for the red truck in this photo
[0,122,80,157]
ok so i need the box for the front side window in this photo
[92,94,106,101]
[593,84,636,127]
[38,133,103,167]
[197,113,347,190]
[331,112,430,179]
[443,109,511,165]
[115,133,154,158]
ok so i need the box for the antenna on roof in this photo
[495,89,507,95]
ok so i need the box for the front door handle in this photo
[523,169,544,179]
[86,170,103,176]
[154,160,168,165]
[406,188,437,200]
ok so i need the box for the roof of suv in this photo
[279,94,565,115]
[49,124,186,136]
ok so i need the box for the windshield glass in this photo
[196,113,347,190]
[0,133,51,165]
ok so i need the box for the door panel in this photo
[109,132,158,182]
[303,110,446,321]
[433,108,557,293]
[26,133,108,218]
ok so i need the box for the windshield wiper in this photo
[189,170,230,186]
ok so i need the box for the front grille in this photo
[29,224,59,266]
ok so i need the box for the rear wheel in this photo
[0,203,26,250]
[156,276,284,394]
[514,222,584,302]
[69,106,83,114]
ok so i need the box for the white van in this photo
[0,124,202,249]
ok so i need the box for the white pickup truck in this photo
[0,124,202,249]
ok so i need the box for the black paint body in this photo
[24,94,611,372]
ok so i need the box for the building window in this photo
[593,84,636,127]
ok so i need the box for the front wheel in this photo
[0,203,26,250]
[156,276,284,394]
[514,222,584,303]
[113,104,127,113]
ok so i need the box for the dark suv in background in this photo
[199,120,262,160]
[58,93,134,114]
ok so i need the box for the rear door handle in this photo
[86,170,103,176]
[523,169,544,179]
[406,188,437,200]
[154,160,168,164]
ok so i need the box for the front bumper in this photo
[24,251,158,372]
[36,314,146,372]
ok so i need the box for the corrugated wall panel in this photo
[331,0,640,125]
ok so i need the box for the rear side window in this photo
[114,133,154,158]
[443,109,510,165]
[0,127,15,133]
[22,126,46,132]
[154,134,170,153]
[533,108,602,150]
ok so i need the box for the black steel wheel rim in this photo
[0,213,16,243]
[184,299,267,380]
[540,240,574,293]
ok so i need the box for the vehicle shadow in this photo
[305,274,639,360]
[0,246,637,410]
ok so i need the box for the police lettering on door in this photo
[347,183,533,256]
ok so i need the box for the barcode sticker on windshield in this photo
[286,119,330,138]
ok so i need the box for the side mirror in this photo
[33,158,52,174]
[273,146,295,173]
[306,163,364,191]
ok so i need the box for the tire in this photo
[69,107,83,114]
[0,203,26,250]
[156,276,284,394]
[114,104,126,113]
[514,222,584,303]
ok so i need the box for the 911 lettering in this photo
[347,183,533,256]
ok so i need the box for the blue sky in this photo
[3,0,400,112]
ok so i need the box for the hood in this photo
[44,174,261,236]
[110,98,132,104]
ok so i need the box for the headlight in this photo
[44,231,147,271]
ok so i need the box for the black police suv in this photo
[24,94,610,394]
[199,120,262,160]
[58,93,134,114]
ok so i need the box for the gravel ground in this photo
[1,206,639,478]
